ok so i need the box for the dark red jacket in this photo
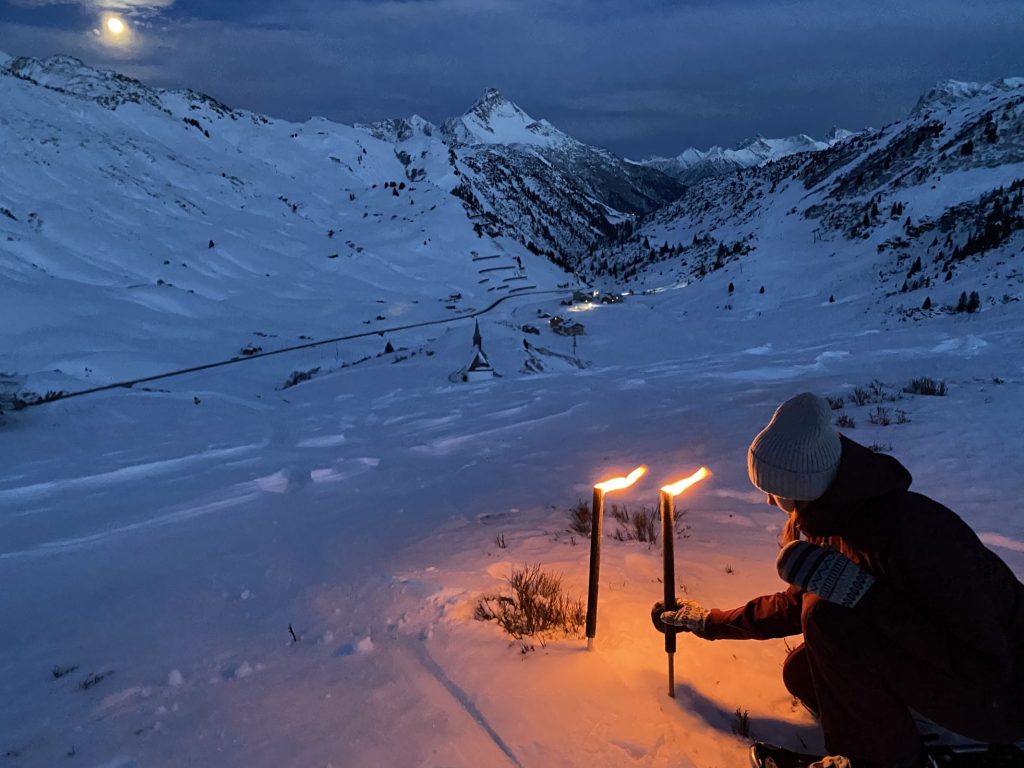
[704,436,1024,693]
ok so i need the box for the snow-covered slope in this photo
[592,77,1024,325]
[0,55,578,396]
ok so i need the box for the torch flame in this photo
[660,466,712,496]
[594,465,647,493]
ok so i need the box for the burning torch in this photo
[586,465,647,651]
[659,467,711,697]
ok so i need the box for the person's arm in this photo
[702,586,804,640]
[776,514,1015,693]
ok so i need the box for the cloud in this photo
[3,0,1023,157]
[9,0,174,14]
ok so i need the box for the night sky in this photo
[2,0,1023,159]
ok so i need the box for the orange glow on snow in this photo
[594,465,647,493]
[660,467,711,496]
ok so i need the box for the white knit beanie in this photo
[747,392,841,501]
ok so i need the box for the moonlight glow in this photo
[106,16,126,35]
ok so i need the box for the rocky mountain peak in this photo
[442,88,570,149]
[4,53,162,109]
[468,87,509,117]
[912,77,1024,115]
[359,114,437,143]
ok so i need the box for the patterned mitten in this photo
[776,541,875,608]
[651,599,710,634]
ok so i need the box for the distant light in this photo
[106,16,126,35]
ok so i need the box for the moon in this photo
[106,16,126,35]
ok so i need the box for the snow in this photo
[1,56,1023,768]
[442,88,574,149]
[3,281,1022,766]
[641,132,850,180]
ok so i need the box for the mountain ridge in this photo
[3,49,1022,382]
[589,76,1024,326]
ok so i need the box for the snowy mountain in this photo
[441,87,573,149]
[362,88,685,265]
[591,77,1024,325]
[642,131,858,185]
[438,88,685,263]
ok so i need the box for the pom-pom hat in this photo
[747,393,842,501]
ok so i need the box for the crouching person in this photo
[652,392,1024,768]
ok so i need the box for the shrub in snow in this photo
[848,387,871,406]
[5,388,66,410]
[904,377,946,396]
[732,707,752,739]
[568,501,687,543]
[568,500,591,536]
[279,366,320,390]
[850,380,900,406]
[835,413,856,429]
[868,406,892,426]
[52,664,79,680]
[609,503,669,545]
[78,670,113,690]
[825,395,845,410]
[474,564,584,642]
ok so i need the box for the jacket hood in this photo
[796,436,912,537]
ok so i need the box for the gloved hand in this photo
[776,541,874,608]
[651,599,710,635]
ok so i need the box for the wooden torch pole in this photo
[585,486,604,651]
[585,466,646,651]
[660,489,677,697]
